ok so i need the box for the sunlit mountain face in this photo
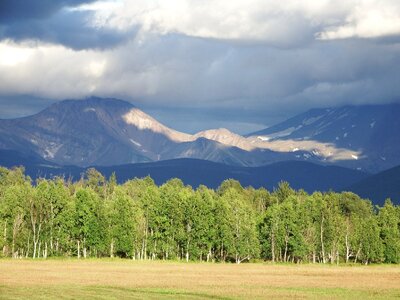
[247,104,400,173]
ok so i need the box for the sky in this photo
[0,0,400,134]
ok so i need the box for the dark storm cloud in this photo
[0,0,96,22]
[1,9,136,50]
[0,0,134,50]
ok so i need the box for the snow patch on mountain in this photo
[130,139,142,147]
[43,143,63,159]
[257,136,269,141]
[302,115,323,126]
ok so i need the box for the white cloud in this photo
[319,0,400,39]
[87,0,400,43]
[0,41,35,66]
[0,41,107,98]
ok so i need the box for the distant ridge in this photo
[347,164,400,205]
[0,150,368,194]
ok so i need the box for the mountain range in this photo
[0,97,399,204]
[0,98,301,167]
[1,97,399,173]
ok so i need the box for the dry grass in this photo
[1,259,400,299]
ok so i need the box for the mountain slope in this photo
[347,165,400,205]
[0,149,53,168]
[248,104,400,172]
[0,98,151,166]
[96,159,369,192]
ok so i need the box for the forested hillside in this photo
[1,166,399,264]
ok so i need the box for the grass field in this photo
[1,260,400,299]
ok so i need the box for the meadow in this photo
[1,260,400,299]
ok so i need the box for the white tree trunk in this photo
[320,216,326,264]
[43,242,48,259]
[33,240,37,259]
[345,233,350,263]
[271,232,275,263]
[38,241,41,258]
[110,239,114,258]
[2,220,7,256]
[25,233,30,258]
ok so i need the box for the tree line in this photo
[1,166,399,264]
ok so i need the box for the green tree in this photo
[378,199,400,263]
[108,186,142,258]
[74,188,106,258]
